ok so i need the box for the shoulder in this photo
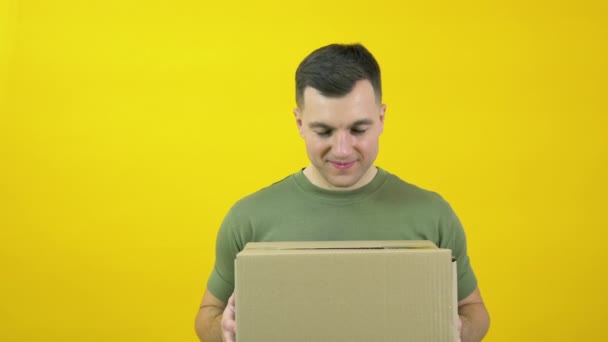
[383,169,447,202]
[229,173,298,214]
[379,169,455,215]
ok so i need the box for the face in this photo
[294,80,386,190]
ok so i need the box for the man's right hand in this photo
[195,289,236,342]
[221,293,236,342]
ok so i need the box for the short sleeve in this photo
[437,199,478,301]
[206,205,250,304]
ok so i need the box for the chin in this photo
[325,176,360,189]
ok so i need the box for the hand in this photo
[457,316,462,342]
[221,293,236,342]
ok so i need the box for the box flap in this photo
[242,240,437,251]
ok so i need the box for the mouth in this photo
[329,161,356,170]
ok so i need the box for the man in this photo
[195,43,490,342]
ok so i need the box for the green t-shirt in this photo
[207,167,477,303]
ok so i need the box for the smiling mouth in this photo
[329,161,355,170]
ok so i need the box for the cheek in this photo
[356,137,378,153]
[303,136,319,150]
[306,138,330,156]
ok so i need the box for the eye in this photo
[316,130,332,137]
[351,128,367,135]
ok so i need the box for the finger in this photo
[223,319,236,333]
[222,294,237,337]
[222,304,236,322]
[222,318,237,342]
[222,329,236,342]
[227,293,236,314]
[222,292,237,341]
[457,316,462,334]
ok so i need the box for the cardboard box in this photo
[235,240,458,342]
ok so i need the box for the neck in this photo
[303,165,378,191]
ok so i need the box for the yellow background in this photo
[1,0,607,341]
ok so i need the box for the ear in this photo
[294,108,304,137]
[379,104,387,134]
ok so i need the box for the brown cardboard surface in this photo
[235,241,458,342]
[242,240,438,250]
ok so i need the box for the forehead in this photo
[300,80,380,122]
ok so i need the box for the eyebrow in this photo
[308,119,374,130]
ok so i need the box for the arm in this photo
[197,202,247,341]
[458,287,490,342]
[195,289,236,342]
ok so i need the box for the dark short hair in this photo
[295,43,382,108]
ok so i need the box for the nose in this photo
[332,131,354,158]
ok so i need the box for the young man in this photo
[195,43,490,342]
